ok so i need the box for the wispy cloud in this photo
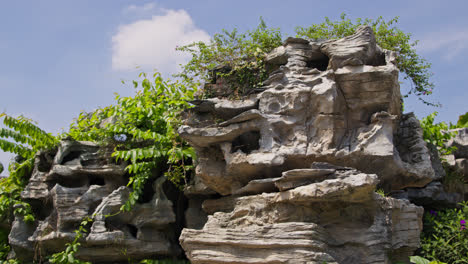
[123,3,157,15]
[417,28,468,60]
[112,6,210,74]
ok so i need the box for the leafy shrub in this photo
[67,73,195,211]
[295,13,434,105]
[419,202,468,263]
[176,17,282,97]
[420,112,456,156]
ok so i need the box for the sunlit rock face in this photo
[9,140,184,263]
[179,26,432,263]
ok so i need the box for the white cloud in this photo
[112,7,211,74]
[417,29,468,60]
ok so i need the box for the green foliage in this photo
[295,13,435,105]
[176,17,282,97]
[410,256,446,264]
[0,114,58,261]
[419,202,468,263]
[375,188,386,197]
[0,228,10,260]
[67,72,195,211]
[420,112,456,156]
[455,112,468,128]
[49,217,93,264]
[0,114,58,220]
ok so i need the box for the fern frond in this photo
[0,114,58,148]
[0,128,35,147]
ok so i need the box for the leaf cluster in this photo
[419,202,468,263]
[295,13,435,105]
[176,17,282,97]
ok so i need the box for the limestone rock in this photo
[448,127,468,159]
[392,181,462,209]
[321,25,385,70]
[180,166,423,264]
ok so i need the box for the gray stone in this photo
[179,28,435,196]
[392,181,462,209]
[180,166,423,264]
[448,127,468,159]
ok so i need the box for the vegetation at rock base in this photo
[418,202,468,263]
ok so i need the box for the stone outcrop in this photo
[444,127,468,199]
[178,26,433,263]
[9,140,184,263]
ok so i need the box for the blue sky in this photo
[1,0,467,173]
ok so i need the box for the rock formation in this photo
[178,26,437,263]
[6,26,459,264]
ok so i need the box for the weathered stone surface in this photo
[180,166,423,264]
[321,25,385,70]
[178,26,433,263]
[448,127,468,159]
[9,140,183,263]
[179,27,436,196]
[392,181,462,209]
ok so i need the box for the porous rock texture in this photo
[9,140,184,263]
[178,26,435,263]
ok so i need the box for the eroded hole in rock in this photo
[55,175,87,188]
[126,224,138,238]
[367,52,386,66]
[61,151,82,165]
[88,175,105,186]
[137,177,157,204]
[231,131,261,154]
[307,55,330,71]
[29,200,53,221]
